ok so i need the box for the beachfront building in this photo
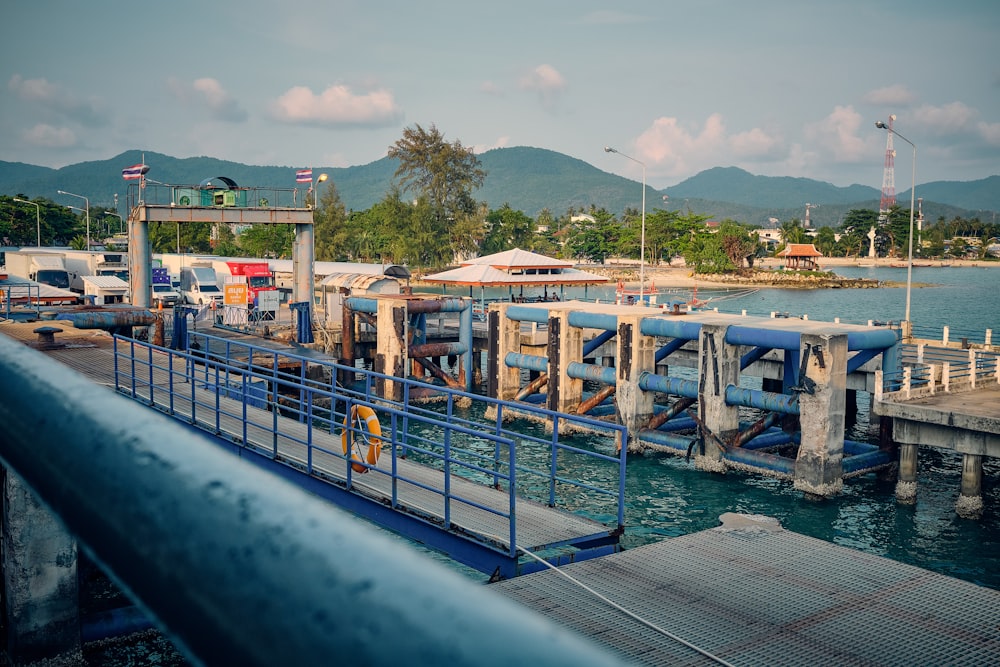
[776,243,823,270]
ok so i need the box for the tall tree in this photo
[388,123,486,221]
[482,204,535,254]
[314,179,348,261]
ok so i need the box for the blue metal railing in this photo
[0,333,626,666]
[113,332,629,556]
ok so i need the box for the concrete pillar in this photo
[895,443,918,503]
[616,315,655,449]
[547,311,583,415]
[2,469,80,663]
[128,217,152,308]
[489,303,524,402]
[697,323,740,470]
[793,333,847,497]
[375,298,406,402]
[956,454,984,517]
[292,222,315,306]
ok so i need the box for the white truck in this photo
[178,264,224,305]
[3,250,72,289]
[56,250,130,294]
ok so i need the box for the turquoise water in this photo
[449,266,1000,588]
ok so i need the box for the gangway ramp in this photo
[0,321,626,579]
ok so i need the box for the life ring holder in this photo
[341,405,382,473]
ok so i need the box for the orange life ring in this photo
[341,405,382,473]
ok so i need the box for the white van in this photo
[179,265,223,305]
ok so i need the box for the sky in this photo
[2,1,999,191]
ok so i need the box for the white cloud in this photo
[270,84,402,127]
[474,136,510,153]
[635,114,728,178]
[518,64,566,107]
[167,77,248,122]
[803,105,868,162]
[22,123,76,148]
[730,127,783,159]
[8,74,106,127]
[977,121,1000,146]
[911,102,978,134]
[864,84,916,107]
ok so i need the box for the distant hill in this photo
[1,148,996,227]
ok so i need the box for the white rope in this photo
[514,543,738,667]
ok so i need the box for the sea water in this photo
[446,265,1000,588]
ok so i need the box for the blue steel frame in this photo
[112,332,628,577]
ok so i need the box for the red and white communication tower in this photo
[878,114,897,223]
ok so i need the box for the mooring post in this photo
[793,333,847,497]
[490,303,524,401]
[548,310,583,415]
[697,323,740,470]
[895,443,918,503]
[2,469,80,663]
[616,314,654,447]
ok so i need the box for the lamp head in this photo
[604,146,616,154]
[875,120,886,129]
[317,173,328,183]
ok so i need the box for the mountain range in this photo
[2,147,997,228]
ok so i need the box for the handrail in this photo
[185,330,630,530]
[876,352,1000,401]
[0,333,627,666]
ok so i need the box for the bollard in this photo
[32,326,63,350]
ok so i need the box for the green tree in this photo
[814,226,838,256]
[388,123,486,221]
[314,179,349,261]
[239,224,294,258]
[717,220,759,269]
[482,204,535,254]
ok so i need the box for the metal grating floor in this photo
[491,513,1000,666]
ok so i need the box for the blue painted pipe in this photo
[725,325,800,350]
[655,337,689,363]
[640,317,702,340]
[848,348,880,373]
[504,352,548,372]
[407,297,470,313]
[655,416,697,432]
[567,362,617,385]
[738,430,793,450]
[844,440,880,455]
[725,385,799,415]
[723,447,796,475]
[637,372,699,399]
[637,428,696,452]
[345,296,377,313]
[740,346,773,369]
[842,450,893,473]
[506,305,548,323]
[41,310,158,328]
[583,329,617,356]
[567,311,617,332]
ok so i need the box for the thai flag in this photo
[122,164,149,180]
[295,169,313,183]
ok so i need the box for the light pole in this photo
[12,198,41,247]
[604,146,646,302]
[58,189,90,250]
[875,119,916,323]
[105,212,124,234]
[315,173,328,208]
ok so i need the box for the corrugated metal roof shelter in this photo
[81,275,130,305]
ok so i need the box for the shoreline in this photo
[588,258,998,289]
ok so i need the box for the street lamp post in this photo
[604,146,646,302]
[875,119,916,323]
[315,173,328,208]
[58,189,90,250]
[12,198,41,247]
[105,212,124,234]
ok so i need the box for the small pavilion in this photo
[776,243,823,270]
[421,248,608,313]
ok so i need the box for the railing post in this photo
[985,328,992,347]
[942,326,950,346]
[903,366,912,400]
[917,343,924,363]
[942,362,951,392]
[874,370,884,401]
[970,350,977,389]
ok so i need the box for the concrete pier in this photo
[488,301,901,494]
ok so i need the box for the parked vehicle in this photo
[224,261,276,306]
[3,250,71,289]
[151,267,182,308]
[55,250,130,294]
[178,264,223,305]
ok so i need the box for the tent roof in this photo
[461,248,573,270]
[422,263,608,287]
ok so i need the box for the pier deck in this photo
[492,513,1000,666]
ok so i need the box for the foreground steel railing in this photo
[0,334,626,666]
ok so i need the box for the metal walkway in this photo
[0,320,626,578]
[492,513,1000,666]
